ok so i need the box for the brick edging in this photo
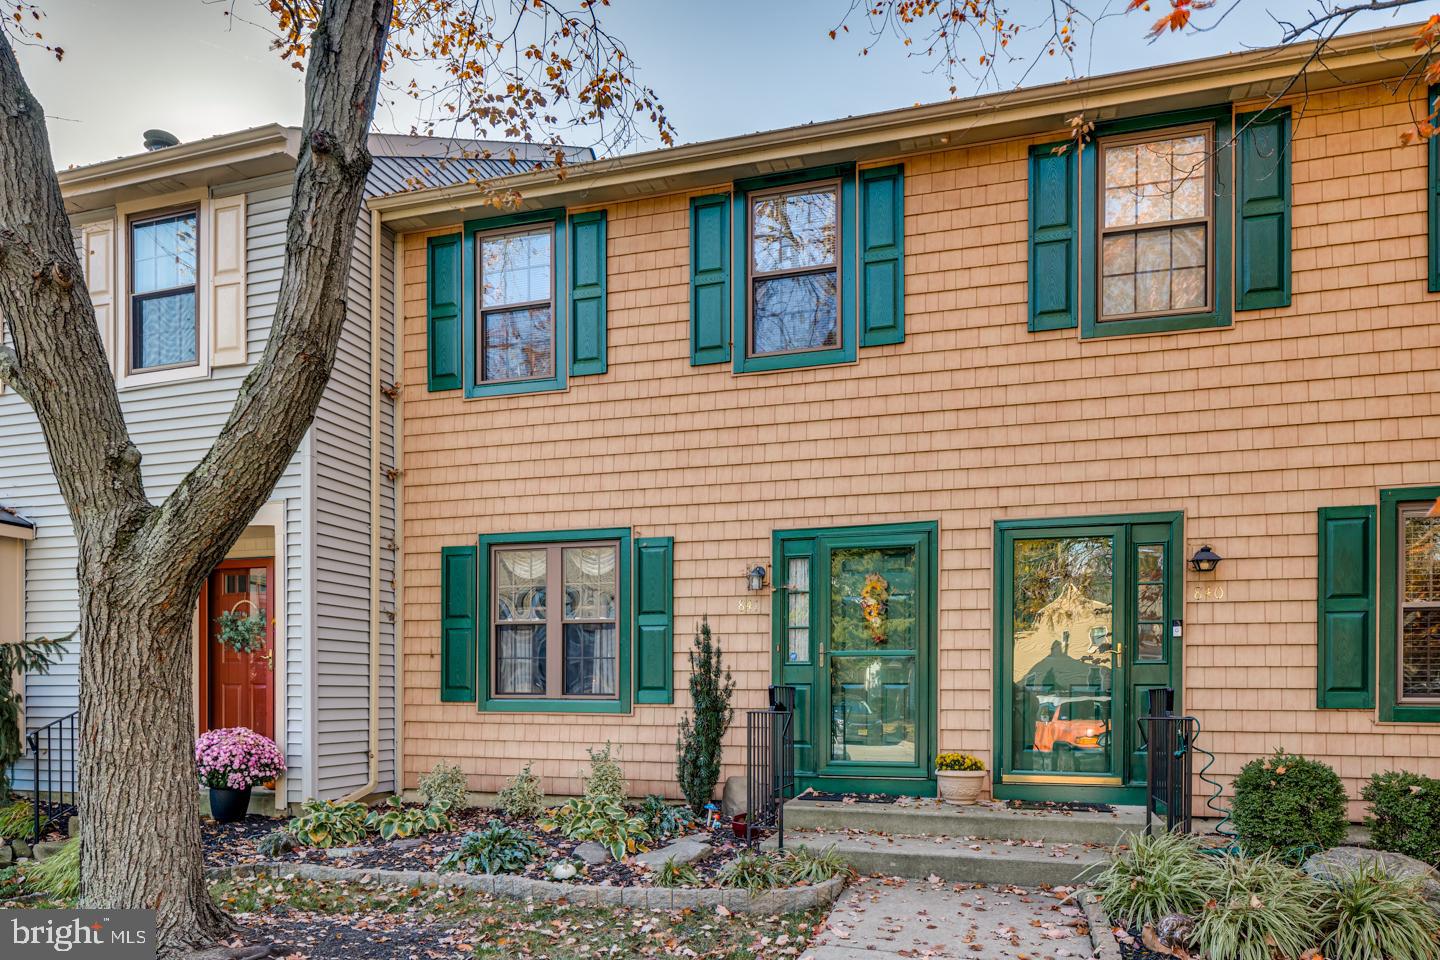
[205,861,845,914]
[1080,891,1124,960]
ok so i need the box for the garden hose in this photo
[1186,715,1239,847]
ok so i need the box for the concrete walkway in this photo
[801,876,1097,960]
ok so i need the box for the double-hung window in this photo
[491,539,620,702]
[477,227,555,384]
[1098,127,1212,322]
[748,182,841,358]
[128,209,199,372]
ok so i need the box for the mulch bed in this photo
[1115,926,1172,960]
[203,807,744,887]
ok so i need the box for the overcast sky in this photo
[13,0,1439,169]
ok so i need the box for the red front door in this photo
[201,559,275,739]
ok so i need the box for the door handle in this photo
[261,650,274,670]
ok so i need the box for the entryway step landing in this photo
[768,829,1107,887]
[785,798,1144,846]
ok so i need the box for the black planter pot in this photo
[209,786,252,823]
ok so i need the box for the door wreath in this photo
[215,600,266,655]
[860,574,891,646]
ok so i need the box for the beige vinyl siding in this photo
[399,81,1440,814]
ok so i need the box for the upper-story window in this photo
[477,226,555,384]
[1098,127,1212,323]
[128,209,199,372]
[748,182,840,357]
[1398,502,1440,704]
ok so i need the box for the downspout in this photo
[341,205,385,802]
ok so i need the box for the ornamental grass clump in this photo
[1362,770,1440,867]
[1089,830,1225,928]
[194,727,286,791]
[1191,855,1324,960]
[0,799,35,840]
[28,837,80,899]
[1231,750,1347,861]
[1318,861,1440,960]
[779,844,855,885]
[717,850,782,894]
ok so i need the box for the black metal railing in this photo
[1139,689,1196,835]
[26,710,78,844]
[743,686,796,849]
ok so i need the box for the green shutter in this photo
[689,194,730,366]
[1236,108,1292,310]
[633,536,674,704]
[427,234,462,391]
[1429,86,1439,294]
[859,165,905,346]
[1027,144,1077,331]
[440,545,477,702]
[1317,506,1375,709]
[570,210,607,376]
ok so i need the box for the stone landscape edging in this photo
[206,861,845,914]
[1080,890,1124,960]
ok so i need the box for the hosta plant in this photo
[780,844,855,885]
[1319,861,1440,960]
[638,794,695,840]
[497,762,546,819]
[365,796,452,841]
[440,820,540,875]
[286,799,370,849]
[655,856,703,888]
[717,850,783,893]
[1191,855,1324,960]
[1088,830,1225,929]
[538,797,652,861]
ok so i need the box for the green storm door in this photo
[995,514,1182,804]
[774,523,936,794]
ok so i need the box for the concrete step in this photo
[768,829,1108,887]
[784,798,1144,846]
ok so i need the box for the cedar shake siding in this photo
[397,76,1440,815]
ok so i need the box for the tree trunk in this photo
[0,2,394,956]
[77,562,231,952]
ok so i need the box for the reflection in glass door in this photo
[1007,532,1120,781]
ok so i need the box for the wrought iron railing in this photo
[26,710,78,844]
[1139,688,1196,834]
[743,686,796,849]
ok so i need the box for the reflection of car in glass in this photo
[832,698,906,745]
[1033,695,1111,752]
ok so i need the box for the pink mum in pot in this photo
[195,727,286,790]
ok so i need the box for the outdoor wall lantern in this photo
[1189,545,1223,573]
[745,565,770,592]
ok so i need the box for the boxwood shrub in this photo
[1231,750,1347,861]
[1362,770,1440,867]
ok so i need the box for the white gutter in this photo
[341,205,386,803]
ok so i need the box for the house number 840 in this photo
[1191,584,1226,601]
[736,597,763,614]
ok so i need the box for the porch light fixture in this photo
[745,565,769,592]
[1189,545,1222,573]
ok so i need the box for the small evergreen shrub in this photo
[0,635,66,797]
[256,829,297,858]
[440,820,540,875]
[676,617,735,814]
[1191,856,1324,960]
[1088,830,1225,928]
[1362,770,1440,867]
[497,762,547,819]
[1231,750,1347,861]
[418,761,469,812]
[1318,861,1440,960]
[583,744,627,807]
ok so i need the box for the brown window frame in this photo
[746,178,843,359]
[1096,123,1215,324]
[474,223,556,385]
[1397,502,1440,705]
[489,539,621,702]
[127,205,200,375]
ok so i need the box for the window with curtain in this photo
[491,540,618,701]
[129,209,199,371]
[1399,504,1440,703]
[477,226,554,383]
